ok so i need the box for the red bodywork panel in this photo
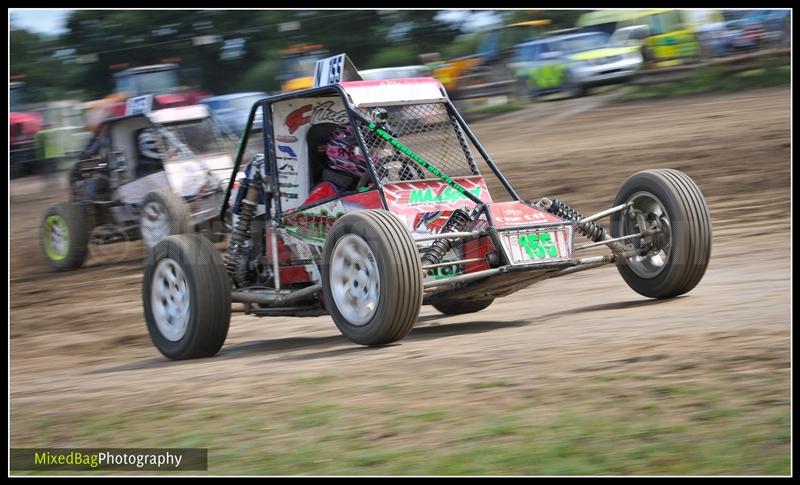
[276,189,384,284]
[9,111,43,146]
[487,201,564,227]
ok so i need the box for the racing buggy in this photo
[142,55,711,360]
[40,103,235,271]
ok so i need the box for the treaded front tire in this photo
[143,234,231,360]
[610,169,712,299]
[322,210,423,345]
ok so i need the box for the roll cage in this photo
[221,81,523,225]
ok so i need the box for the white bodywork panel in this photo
[340,78,447,107]
[116,152,233,204]
[117,171,171,205]
[270,96,348,211]
[147,105,210,124]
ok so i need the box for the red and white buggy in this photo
[142,56,712,360]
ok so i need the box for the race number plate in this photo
[498,225,574,265]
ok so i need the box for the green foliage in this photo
[443,33,483,59]
[11,10,467,102]
[236,58,282,94]
[368,46,420,69]
[619,62,791,102]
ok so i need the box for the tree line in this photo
[11,10,585,103]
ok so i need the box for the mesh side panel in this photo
[356,103,479,183]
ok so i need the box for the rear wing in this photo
[312,53,363,87]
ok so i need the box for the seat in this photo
[305,122,340,186]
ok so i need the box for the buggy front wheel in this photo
[143,234,231,360]
[321,210,423,346]
[610,169,712,299]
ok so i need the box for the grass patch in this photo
[11,372,790,475]
[618,61,790,102]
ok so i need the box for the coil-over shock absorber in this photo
[421,208,472,265]
[224,185,258,285]
[538,197,606,242]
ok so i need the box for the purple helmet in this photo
[325,125,367,177]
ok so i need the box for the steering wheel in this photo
[375,154,427,181]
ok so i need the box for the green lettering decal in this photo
[407,186,482,205]
[518,232,559,260]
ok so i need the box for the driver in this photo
[302,124,368,205]
[136,128,166,177]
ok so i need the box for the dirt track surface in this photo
[10,87,790,475]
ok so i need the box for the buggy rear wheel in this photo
[143,234,231,360]
[432,298,495,315]
[40,202,89,271]
[610,169,712,299]
[140,189,192,252]
[321,210,423,346]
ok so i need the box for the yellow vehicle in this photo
[279,44,328,93]
[432,19,552,99]
[577,9,724,67]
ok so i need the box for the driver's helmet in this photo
[325,125,367,177]
[137,128,164,160]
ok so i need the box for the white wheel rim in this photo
[141,200,171,250]
[621,190,673,279]
[329,234,380,326]
[151,258,191,342]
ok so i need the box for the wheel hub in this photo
[329,234,380,326]
[150,258,191,341]
[141,201,170,250]
[44,215,69,260]
[622,191,672,278]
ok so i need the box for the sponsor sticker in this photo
[278,145,298,158]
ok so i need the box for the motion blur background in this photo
[10,8,791,476]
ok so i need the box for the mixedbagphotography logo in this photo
[10,448,208,471]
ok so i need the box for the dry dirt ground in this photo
[9,87,791,475]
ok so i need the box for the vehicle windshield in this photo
[132,69,180,95]
[156,118,226,159]
[609,28,632,45]
[557,33,609,53]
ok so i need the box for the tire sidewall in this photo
[322,215,389,343]
[321,211,419,344]
[611,172,687,297]
[143,237,204,359]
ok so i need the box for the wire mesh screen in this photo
[356,102,479,183]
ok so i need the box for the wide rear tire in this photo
[432,298,494,315]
